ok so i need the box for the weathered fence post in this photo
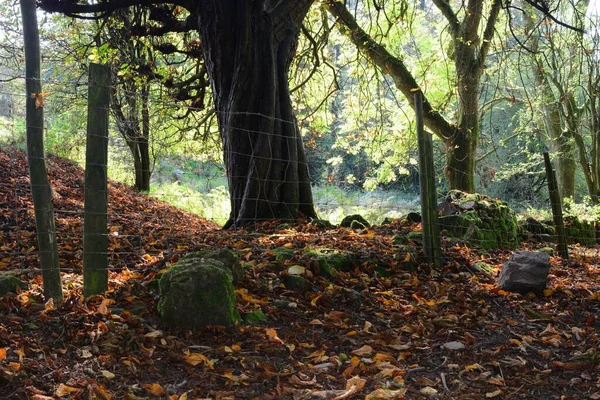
[415,92,442,267]
[21,0,63,303]
[83,63,110,296]
[543,152,569,260]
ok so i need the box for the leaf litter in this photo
[0,147,599,399]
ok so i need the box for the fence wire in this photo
[1,75,599,282]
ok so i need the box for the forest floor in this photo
[1,146,599,400]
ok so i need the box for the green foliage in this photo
[150,183,230,226]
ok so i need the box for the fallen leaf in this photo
[142,383,166,397]
[351,345,373,356]
[55,384,80,397]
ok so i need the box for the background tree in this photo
[325,0,501,192]
[39,0,320,227]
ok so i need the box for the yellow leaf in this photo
[410,87,420,92]
[101,370,115,379]
[142,383,166,397]
[543,289,554,297]
[235,288,268,305]
[310,294,323,307]
[55,383,80,397]
[373,352,395,362]
[183,350,209,367]
[307,349,326,358]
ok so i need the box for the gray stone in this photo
[158,257,240,328]
[498,251,550,295]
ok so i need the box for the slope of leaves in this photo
[1,146,599,399]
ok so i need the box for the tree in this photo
[325,0,501,192]
[21,0,63,303]
[39,0,318,227]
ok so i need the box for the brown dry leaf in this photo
[55,383,80,397]
[351,345,373,356]
[31,92,48,108]
[97,298,114,315]
[31,396,55,400]
[486,389,503,398]
[142,383,166,397]
[183,350,210,367]
[540,324,560,336]
[266,328,284,344]
[329,376,367,400]
[365,388,407,399]
[373,353,395,362]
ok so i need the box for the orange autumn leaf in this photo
[55,383,80,397]
[0,348,6,361]
[142,383,166,397]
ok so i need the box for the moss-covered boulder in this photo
[304,248,357,275]
[180,249,244,283]
[340,214,370,229]
[283,275,312,291]
[564,216,596,246]
[310,219,335,229]
[438,190,520,249]
[158,257,240,328]
[0,275,27,296]
[519,217,554,242]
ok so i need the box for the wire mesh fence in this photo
[1,69,600,285]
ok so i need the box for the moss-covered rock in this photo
[304,248,357,275]
[340,214,370,229]
[0,275,27,296]
[180,249,244,283]
[564,216,596,246]
[392,234,409,245]
[283,275,312,291]
[438,190,520,250]
[310,219,335,229]
[273,247,295,261]
[158,258,240,328]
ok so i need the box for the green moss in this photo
[304,248,356,275]
[273,247,295,261]
[439,191,520,250]
[564,216,596,246]
[244,310,266,324]
[0,275,27,296]
[340,214,371,228]
[158,258,240,328]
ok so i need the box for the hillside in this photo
[1,146,600,399]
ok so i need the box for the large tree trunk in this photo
[196,1,317,227]
[446,67,480,192]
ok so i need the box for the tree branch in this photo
[431,0,459,38]
[324,0,456,143]
[477,0,502,68]
[37,0,189,17]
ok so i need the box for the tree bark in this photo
[21,0,63,303]
[195,0,317,227]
